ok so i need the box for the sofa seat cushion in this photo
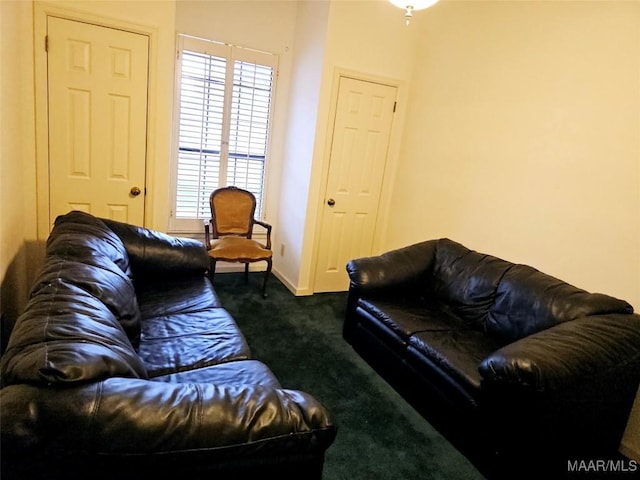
[357,298,471,342]
[140,309,251,377]
[135,277,221,320]
[152,359,281,389]
[407,329,504,396]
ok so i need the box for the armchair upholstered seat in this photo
[207,236,272,261]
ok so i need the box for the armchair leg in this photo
[244,263,249,283]
[209,258,217,283]
[262,259,272,298]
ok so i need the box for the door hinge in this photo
[45,35,49,52]
[393,101,397,113]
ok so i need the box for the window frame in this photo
[168,34,278,233]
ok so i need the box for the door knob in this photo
[327,198,335,207]
[130,186,142,197]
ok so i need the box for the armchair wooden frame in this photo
[204,186,273,297]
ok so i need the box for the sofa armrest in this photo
[101,218,209,278]
[1,377,337,461]
[346,240,437,295]
[479,313,640,392]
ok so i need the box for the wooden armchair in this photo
[204,186,272,297]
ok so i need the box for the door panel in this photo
[47,17,149,225]
[314,77,397,292]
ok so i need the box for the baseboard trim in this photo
[214,263,262,273]
[213,264,313,297]
[271,269,313,296]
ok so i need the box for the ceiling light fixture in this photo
[389,0,439,26]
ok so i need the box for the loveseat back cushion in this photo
[486,264,634,342]
[430,239,513,329]
[1,277,148,386]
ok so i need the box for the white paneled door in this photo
[47,16,149,225]
[314,77,397,292]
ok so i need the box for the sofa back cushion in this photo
[44,211,142,344]
[0,211,148,386]
[430,239,513,329]
[31,258,142,344]
[47,211,133,278]
[486,264,634,342]
[1,265,148,386]
[101,218,210,279]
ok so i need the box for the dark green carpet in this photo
[213,272,486,480]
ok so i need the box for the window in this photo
[170,34,277,232]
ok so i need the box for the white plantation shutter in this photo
[171,35,277,232]
[227,60,273,217]
[175,49,226,219]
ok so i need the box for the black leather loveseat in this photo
[0,211,337,480]
[344,238,640,479]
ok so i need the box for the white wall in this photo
[0,0,37,341]
[291,0,420,293]
[387,0,640,311]
[275,0,330,291]
[175,0,296,55]
[0,0,35,271]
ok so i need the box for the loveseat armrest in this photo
[101,218,209,278]
[346,240,437,296]
[479,313,640,393]
[478,313,640,461]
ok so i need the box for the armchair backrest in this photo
[209,186,256,238]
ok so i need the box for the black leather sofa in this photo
[344,238,640,479]
[0,211,337,480]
